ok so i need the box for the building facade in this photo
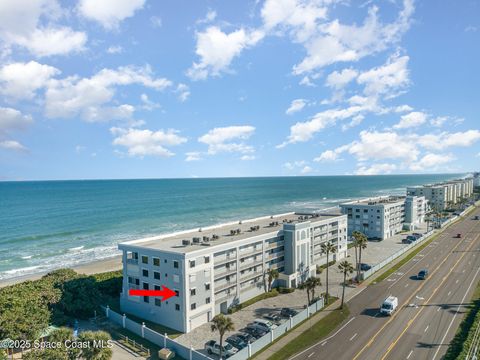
[407,178,474,210]
[118,211,347,333]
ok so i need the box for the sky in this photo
[0,0,479,180]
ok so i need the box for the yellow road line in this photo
[352,219,479,360]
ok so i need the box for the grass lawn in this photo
[443,280,480,360]
[265,303,350,360]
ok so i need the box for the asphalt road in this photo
[291,207,480,360]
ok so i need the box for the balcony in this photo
[266,241,284,250]
[214,281,237,292]
[240,271,263,282]
[214,266,237,279]
[214,254,236,266]
[266,251,285,260]
[126,258,138,265]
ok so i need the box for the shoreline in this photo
[0,255,123,288]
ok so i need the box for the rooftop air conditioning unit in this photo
[182,239,191,246]
[203,236,210,242]
[192,237,201,243]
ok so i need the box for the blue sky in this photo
[0,0,479,180]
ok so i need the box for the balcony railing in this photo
[214,281,237,292]
[126,258,138,265]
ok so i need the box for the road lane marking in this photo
[351,224,478,360]
[350,333,358,341]
[308,352,315,358]
[379,233,479,360]
[290,316,356,360]
[424,325,429,332]
[463,269,466,273]
[437,307,441,312]
[405,284,409,288]
[407,350,413,359]
[448,291,451,296]
[432,265,480,360]
[456,279,459,283]
[415,295,424,300]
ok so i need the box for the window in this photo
[155,298,162,307]
[154,285,161,291]
[175,290,180,297]
[154,271,160,280]
[190,288,196,296]
[153,258,160,266]
[191,303,196,310]
[143,282,149,290]
[175,304,180,311]
[142,269,149,277]
[190,260,196,268]
[205,283,210,291]
[142,256,148,264]
[143,296,149,303]
[204,256,210,264]
[206,297,211,304]
[164,259,167,264]
[173,260,179,269]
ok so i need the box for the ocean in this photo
[0,174,462,281]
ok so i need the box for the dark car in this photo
[263,312,282,325]
[359,263,371,271]
[280,307,298,318]
[243,326,268,339]
[402,238,413,244]
[412,233,422,239]
[456,233,462,238]
[406,235,418,242]
[226,335,247,350]
[417,269,428,280]
[236,333,255,344]
[474,216,479,220]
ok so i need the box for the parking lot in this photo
[175,223,430,355]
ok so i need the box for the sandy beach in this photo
[0,256,123,288]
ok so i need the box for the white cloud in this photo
[45,65,171,121]
[409,153,455,171]
[283,160,306,170]
[175,83,190,102]
[314,150,341,162]
[356,54,410,97]
[301,165,313,174]
[185,151,202,162]
[356,163,397,175]
[241,155,256,161]
[286,99,307,115]
[140,93,160,111]
[429,116,464,127]
[415,130,480,151]
[0,61,59,100]
[150,16,162,28]
[0,0,87,57]
[197,10,217,24]
[107,45,123,54]
[111,127,186,158]
[394,104,413,113]
[0,107,33,134]
[292,0,414,74]
[393,111,427,129]
[0,139,27,152]
[341,114,364,131]
[78,0,145,29]
[187,26,264,80]
[326,68,358,89]
[199,125,255,155]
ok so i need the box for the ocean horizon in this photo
[0,174,464,281]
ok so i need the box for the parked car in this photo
[226,335,248,350]
[280,307,298,318]
[456,233,462,238]
[412,233,423,239]
[263,312,282,325]
[402,238,413,244]
[204,340,238,358]
[406,235,418,242]
[236,333,255,344]
[380,296,398,316]
[417,269,428,280]
[359,263,371,271]
[252,318,277,332]
[243,326,268,339]
[474,215,479,220]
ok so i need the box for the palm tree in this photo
[338,260,354,309]
[320,242,336,304]
[298,277,321,306]
[211,314,235,360]
[352,231,368,282]
[267,268,279,292]
[78,330,113,360]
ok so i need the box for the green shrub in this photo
[278,287,295,294]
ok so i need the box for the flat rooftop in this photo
[119,210,343,254]
[341,196,405,207]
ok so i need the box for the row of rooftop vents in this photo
[179,212,324,247]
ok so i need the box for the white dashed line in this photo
[448,291,452,296]
[405,284,409,288]
[456,279,459,284]
[350,333,357,341]
[437,307,441,312]
[425,325,429,332]
[407,350,413,359]
[321,342,327,347]
[308,352,315,358]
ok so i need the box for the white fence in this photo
[228,297,325,360]
[103,297,325,360]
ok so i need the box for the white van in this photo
[252,318,277,331]
[380,296,398,316]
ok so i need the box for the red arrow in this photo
[129,286,176,301]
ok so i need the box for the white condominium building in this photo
[118,211,347,333]
[340,195,427,240]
